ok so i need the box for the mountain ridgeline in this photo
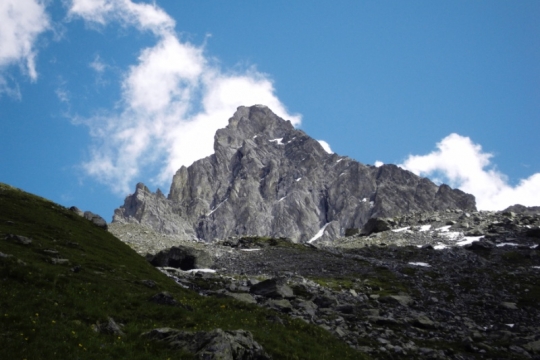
[113,105,475,242]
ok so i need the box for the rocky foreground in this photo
[112,207,540,359]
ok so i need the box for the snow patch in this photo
[434,243,448,250]
[308,223,331,243]
[455,236,483,246]
[435,225,452,232]
[392,227,410,233]
[269,138,284,145]
[419,225,432,232]
[440,231,462,241]
[185,269,216,273]
[207,198,228,216]
[240,249,262,252]
[532,266,540,269]
[496,243,519,247]
[278,196,287,202]
[505,324,515,328]
[296,178,302,182]
[361,198,367,203]
[336,158,344,163]
[408,262,431,267]
[530,244,538,249]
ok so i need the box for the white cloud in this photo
[400,133,540,210]
[318,140,333,154]
[0,0,50,90]
[70,0,301,194]
[89,55,106,73]
[68,0,174,36]
[374,160,384,167]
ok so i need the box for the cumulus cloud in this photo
[0,0,50,93]
[400,133,540,210]
[69,0,300,194]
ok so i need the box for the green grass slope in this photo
[0,183,365,359]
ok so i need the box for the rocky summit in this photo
[113,105,475,243]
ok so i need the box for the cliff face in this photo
[113,105,475,242]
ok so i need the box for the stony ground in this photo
[110,208,540,359]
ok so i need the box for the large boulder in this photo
[147,245,213,270]
[249,278,294,299]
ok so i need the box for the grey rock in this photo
[313,294,338,308]
[141,327,270,360]
[504,204,540,215]
[149,291,179,306]
[465,240,495,251]
[5,234,32,245]
[225,292,257,304]
[113,105,475,243]
[361,218,391,235]
[250,278,294,299]
[83,211,108,230]
[69,206,84,217]
[412,315,436,329]
[500,302,518,310]
[113,183,196,238]
[92,317,125,336]
[266,298,293,313]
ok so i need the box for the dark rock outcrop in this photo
[147,245,213,270]
[113,105,475,243]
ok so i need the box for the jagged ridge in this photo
[113,105,475,242]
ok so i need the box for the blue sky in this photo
[1,0,539,220]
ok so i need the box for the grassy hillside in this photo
[0,183,365,359]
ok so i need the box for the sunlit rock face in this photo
[113,105,475,243]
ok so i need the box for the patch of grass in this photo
[0,183,366,359]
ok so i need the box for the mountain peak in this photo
[113,105,475,244]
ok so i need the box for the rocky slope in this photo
[151,206,540,359]
[113,105,475,243]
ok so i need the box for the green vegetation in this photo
[0,183,365,359]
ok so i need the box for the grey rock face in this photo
[113,105,475,243]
